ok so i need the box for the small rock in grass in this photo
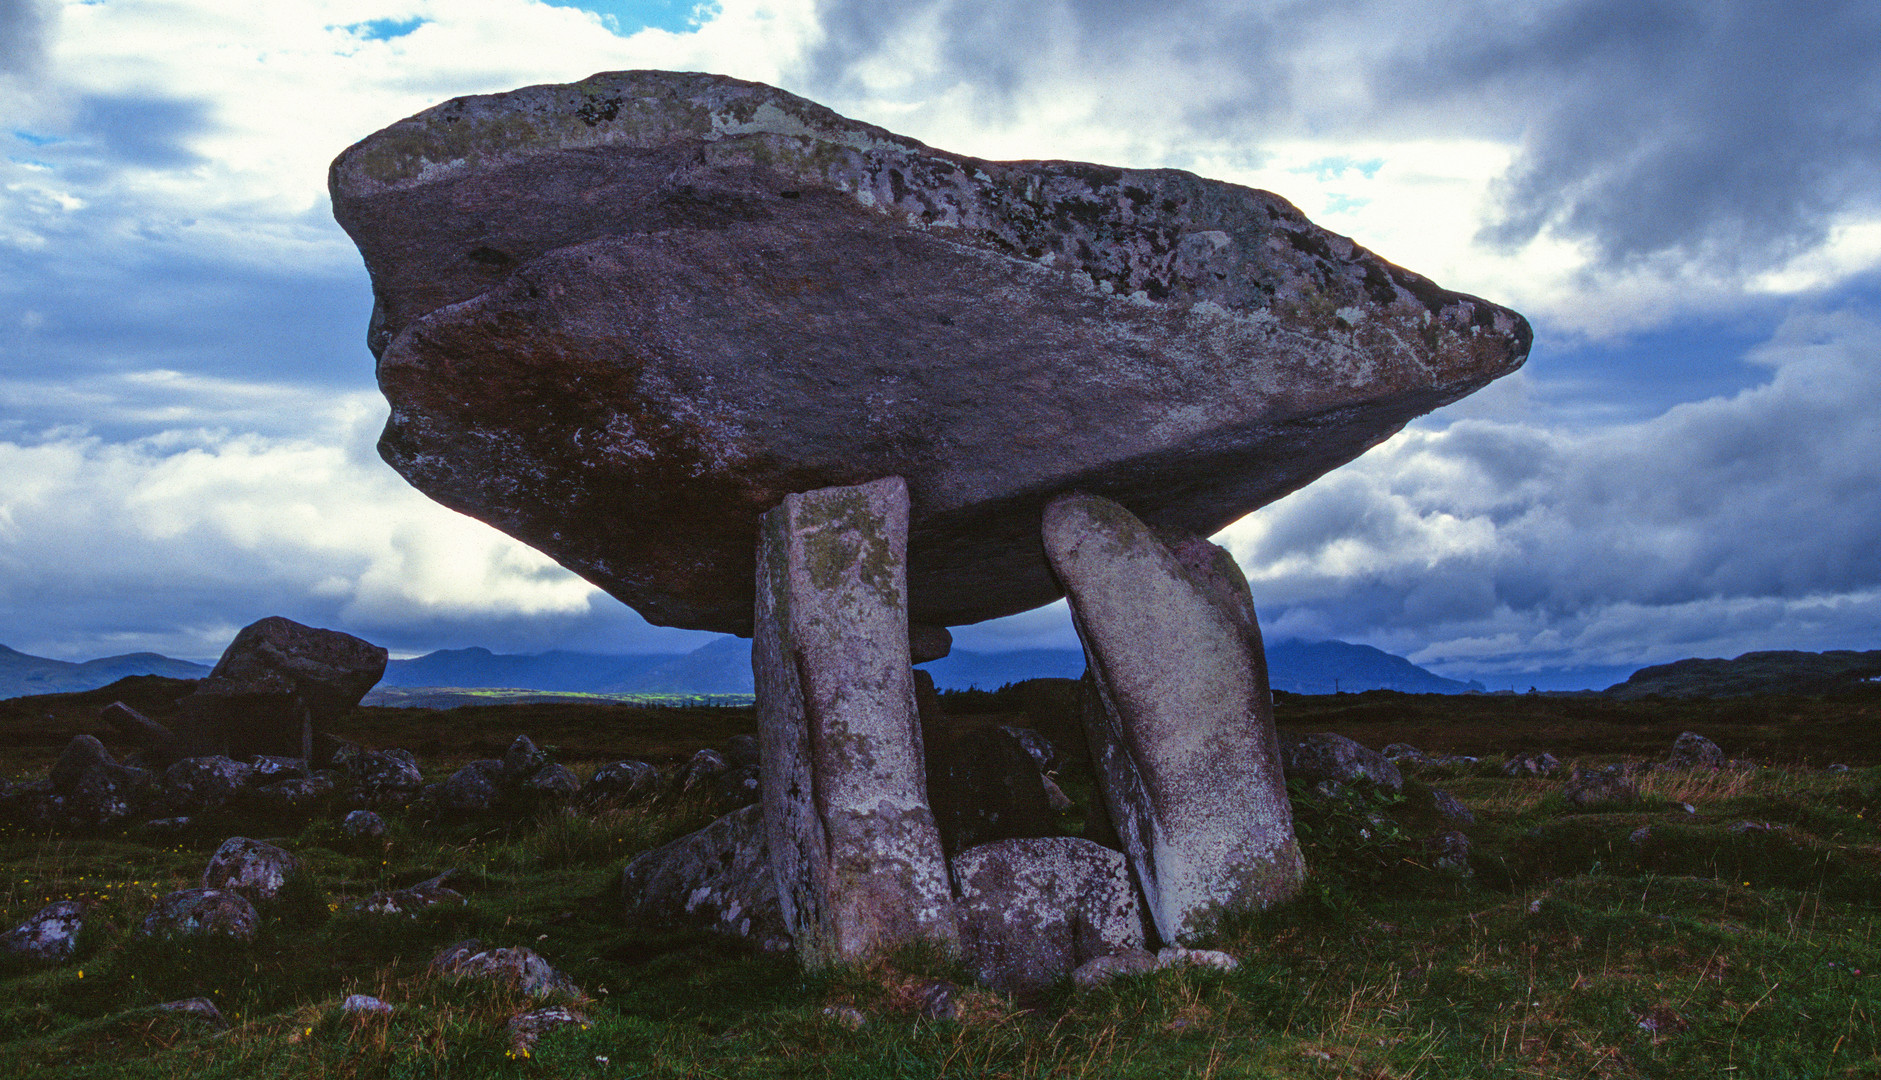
[1561,766,1641,810]
[523,763,580,799]
[1,900,85,963]
[202,836,300,900]
[50,735,114,793]
[141,888,259,940]
[342,809,386,838]
[1500,752,1563,779]
[1828,763,1851,774]
[1156,947,1239,972]
[1071,949,1160,989]
[1282,732,1404,794]
[584,760,661,804]
[916,980,958,1021]
[1421,830,1472,873]
[342,994,394,1015]
[502,736,548,781]
[820,1004,867,1030]
[431,941,580,1000]
[353,871,465,916]
[162,756,255,812]
[1382,743,1431,765]
[156,997,228,1028]
[1668,732,1725,769]
[434,765,500,812]
[508,1006,587,1056]
[1628,826,1653,844]
[678,748,728,793]
[351,749,423,802]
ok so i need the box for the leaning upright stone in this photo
[1043,493,1304,943]
[754,476,957,966]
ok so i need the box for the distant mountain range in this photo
[13,635,1878,704]
[0,644,209,700]
[381,636,1484,695]
[1604,649,1881,699]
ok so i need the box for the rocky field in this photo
[1,678,1878,1078]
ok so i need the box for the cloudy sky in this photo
[2,0,1877,687]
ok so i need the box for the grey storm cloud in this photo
[73,94,215,169]
[806,0,1881,274]
[1228,304,1881,675]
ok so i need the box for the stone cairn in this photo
[331,70,1530,988]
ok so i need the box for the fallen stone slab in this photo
[951,836,1146,993]
[330,70,1530,636]
[1281,732,1404,794]
[1044,493,1304,943]
[754,477,957,966]
[141,888,259,940]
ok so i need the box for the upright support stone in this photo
[1042,493,1304,944]
[754,476,958,966]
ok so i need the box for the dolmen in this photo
[332,70,1529,986]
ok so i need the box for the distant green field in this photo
[362,686,757,711]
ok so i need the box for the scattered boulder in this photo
[1280,732,1404,794]
[951,837,1147,993]
[202,836,300,900]
[329,71,1529,636]
[430,940,580,1000]
[618,804,786,949]
[1045,494,1304,943]
[502,736,548,782]
[1382,743,1431,765]
[354,871,465,916]
[1501,752,1564,779]
[508,1006,588,1056]
[342,809,386,838]
[1,900,85,963]
[1669,732,1726,769]
[342,994,395,1015]
[141,888,260,940]
[351,749,424,803]
[753,478,958,965]
[1426,788,1476,828]
[1562,766,1641,810]
[162,756,255,812]
[1157,946,1239,972]
[248,774,336,810]
[155,996,228,1029]
[584,761,661,805]
[678,749,728,794]
[721,734,761,771]
[434,765,501,813]
[1421,831,1472,874]
[523,763,580,800]
[68,761,157,827]
[711,765,760,810]
[915,980,958,1021]
[50,735,114,793]
[250,756,309,781]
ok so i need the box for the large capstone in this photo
[754,477,957,966]
[175,617,387,759]
[329,70,1530,636]
[1044,493,1304,943]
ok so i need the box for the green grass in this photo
[4,703,1881,1076]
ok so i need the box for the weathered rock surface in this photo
[1501,752,1564,779]
[50,735,113,793]
[1,900,86,963]
[175,617,387,759]
[754,478,957,965]
[584,760,660,804]
[1281,732,1405,794]
[1044,493,1304,943]
[330,70,1530,636]
[201,836,300,900]
[435,765,502,813]
[430,940,580,1000]
[1669,731,1726,769]
[355,871,466,916]
[618,803,786,949]
[162,756,255,812]
[342,809,387,838]
[508,1006,588,1055]
[141,888,259,940]
[351,748,424,802]
[951,837,1146,992]
[1562,766,1641,809]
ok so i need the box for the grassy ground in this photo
[1,685,1879,1077]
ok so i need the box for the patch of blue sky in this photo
[541,0,721,35]
[12,131,64,147]
[1297,156,1384,182]
[341,17,427,41]
[1321,193,1370,215]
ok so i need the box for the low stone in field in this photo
[141,888,260,940]
[618,803,786,949]
[1281,732,1405,794]
[1669,732,1726,769]
[1,900,86,963]
[202,836,300,900]
[951,836,1146,993]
